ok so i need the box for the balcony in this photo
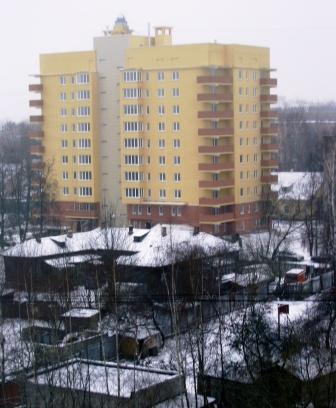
[197,93,233,102]
[200,212,235,223]
[30,145,45,155]
[30,115,43,123]
[198,127,234,137]
[260,78,277,87]
[261,175,278,183]
[199,178,234,189]
[260,110,278,119]
[261,143,279,151]
[199,162,234,172]
[261,125,278,135]
[29,99,43,108]
[199,195,235,206]
[261,159,279,167]
[29,130,44,139]
[31,161,44,170]
[29,84,43,93]
[198,145,234,154]
[197,75,233,85]
[260,95,278,104]
[198,110,233,119]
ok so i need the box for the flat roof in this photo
[28,359,181,398]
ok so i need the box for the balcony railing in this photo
[200,212,235,223]
[198,111,233,119]
[261,159,279,167]
[261,143,279,151]
[260,94,278,103]
[29,130,44,139]
[261,125,279,135]
[198,128,234,136]
[29,100,43,108]
[199,195,235,206]
[199,162,234,172]
[260,110,279,119]
[30,145,45,155]
[198,145,234,154]
[260,78,277,87]
[197,93,233,102]
[197,75,233,85]
[30,115,43,123]
[29,84,43,92]
[199,178,234,189]
[261,175,278,183]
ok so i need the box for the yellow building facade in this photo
[29,18,278,234]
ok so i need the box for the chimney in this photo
[161,226,167,237]
[67,230,73,238]
[193,226,200,236]
[128,225,134,235]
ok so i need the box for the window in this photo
[158,122,165,132]
[159,172,166,182]
[77,123,91,132]
[159,156,166,165]
[173,139,180,148]
[123,88,142,99]
[174,173,181,182]
[240,155,243,163]
[79,171,92,180]
[253,120,257,129]
[125,171,143,182]
[239,121,243,130]
[252,71,258,81]
[123,121,144,132]
[240,188,244,197]
[238,70,243,80]
[173,105,180,115]
[62,155,68,164]
[60,92,66,101]
[159,189,166,198]
[60,75,66,85]
[240,138,243,146]
[60,124,67,133]
[125,188,144,198]
[60,108,67,116]
[158,139,165,148]
[159,206,164,216]
[63,187,69,195]
[62,171,68,180]
[174,189,181,199]
[240,171,243,179]
[239,104,243,113]
[158,88,165,98]
[158,105,165,115]
[79,187,92,196]
[124,105,143,115]
[77,90,90,100]
[253,87,258,97]
[78,138,91,148]
[124,155,142,165]
[173,122,180,132]
[123,71,142,82]
[174,156,181,165]
[238,87,243,96]
[78,154,92,164]
[172,71,179,80]
[172,88,180,97]
[240,205,245,215]
[147,205,151,215]
[158,71,164,81]
[77,106,90,116]
[76,72,90,84]
[252,104,258,113]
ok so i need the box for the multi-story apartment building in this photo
[29,17,278,234]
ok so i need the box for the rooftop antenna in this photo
[103,25,111,36]
[147,22,151,47]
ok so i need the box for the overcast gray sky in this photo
[1,0,335,121]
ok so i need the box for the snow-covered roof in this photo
[271,171,322,200]
[286,268,305,276]
[28,359,181,397]
[5,224,236,268]
[62,308,99,318]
